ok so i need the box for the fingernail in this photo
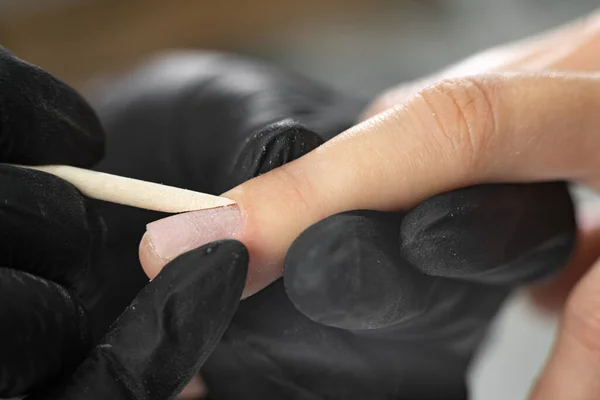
[144,205,244,264]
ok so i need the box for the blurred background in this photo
[2,1,599,399]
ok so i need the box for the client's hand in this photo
[151,12,600,397]
[92,51,575,399]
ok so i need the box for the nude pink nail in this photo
[145,205,244,262]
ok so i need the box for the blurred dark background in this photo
[1,1,598,399]
[1,0,599,98]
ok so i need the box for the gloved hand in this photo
[0,46,248,400]
[90,51,576,399]
[27,239,248,400]
[0,45,103,398]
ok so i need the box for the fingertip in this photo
[157,239,250,300]
[139,231,167,280]
[138,206,244,280]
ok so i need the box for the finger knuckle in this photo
[272,164,317,216]
[415,77,497,172]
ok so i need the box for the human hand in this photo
[93,51,575,398]
[360,9,600,313]
[155,68,600,398]
[356,12,600,392]
[209,55,600,400]
[0,45,104,398]
[336,70,600,400]
[136,15,600,298]
[138,10,600,306]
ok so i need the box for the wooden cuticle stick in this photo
[15,164,236,213]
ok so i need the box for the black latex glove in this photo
[27,240,248,400]
[0,45,104,398]
[90,51,576,400]
[0,47,248,400]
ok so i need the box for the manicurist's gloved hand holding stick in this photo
[0,46,248,400]
[0,45,104,397]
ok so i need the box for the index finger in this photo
[141,73,599,296]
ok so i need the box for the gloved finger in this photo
[0,46,104,166]
[91,52,361,194]
[0,268,89,398]
[28,240,248,400]
[140,120,324,296]
[401,182,576,284]
[283,210,507,331]
[0,164,104,289]
[227,118,324,188]
[283,181,576,330]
